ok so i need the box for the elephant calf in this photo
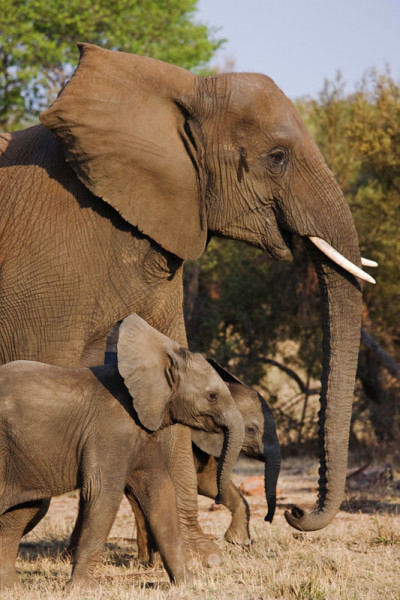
[192,360,281,544]
[0,315,244,590]
[134,359,280,563]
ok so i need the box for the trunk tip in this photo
[284,505,337,531]
[284,506,307,531]
[264,496,277,523]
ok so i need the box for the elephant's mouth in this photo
[277,223,294,258]
[241,443,264,462]
[270,201,376,283]
[261,211,294,261]
[270,217,376,284]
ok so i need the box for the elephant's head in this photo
[117,314,244,504]
[192,360,280,523]
[41,44,375,530]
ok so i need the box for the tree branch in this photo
[254,357,321,397]
[361,328,400,381]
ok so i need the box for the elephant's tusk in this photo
[308,237,376,284]
[361,257,378,268]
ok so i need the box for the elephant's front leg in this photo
[159,425,223,567]
[193,447,251,545]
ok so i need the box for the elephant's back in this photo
[0,360,95,416]
[0,124,85,195]
[0,125,61,168]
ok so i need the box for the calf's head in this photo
[117,314,244,503]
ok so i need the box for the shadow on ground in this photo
[340,498,400,514]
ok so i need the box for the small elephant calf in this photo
[134,359,281,563]
[0,314,244,590]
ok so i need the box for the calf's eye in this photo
[208,391,218,403]
[246,425,257,436]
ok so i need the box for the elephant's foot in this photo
[224,522,252,545]
[137,548,162,569]
[65,575,100,591]
[148,550,162,568]
[0,570,20,591]
[175,566,193,585]
[135,523,160,567]
[224,494,251,545]
[183,533,223,568]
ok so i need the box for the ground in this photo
[4,456,399,600]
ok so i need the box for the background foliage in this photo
[0,0,223,128]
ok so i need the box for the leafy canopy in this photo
[0,0,223,128]
[300,70,400,356]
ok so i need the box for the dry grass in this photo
[3,456,399,600]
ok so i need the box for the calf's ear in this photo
[206,359,244,385]
[117,314,181,431]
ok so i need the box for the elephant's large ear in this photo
[192,430,224,458]
[117,314,182,431]
[40,43,206,261]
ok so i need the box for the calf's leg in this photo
[194,449,251,545]
[0,501,45,589]
[66,487,124,589]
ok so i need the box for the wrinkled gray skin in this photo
[0,315,244,590]
[0,43,363,564]
[134,359,280,563]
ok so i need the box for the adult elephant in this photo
[0,44,374,558]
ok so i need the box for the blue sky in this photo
[196,0,400,99]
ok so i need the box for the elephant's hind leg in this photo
[66,486,124,590]
[125,492,159,566]
[0,500,45,590]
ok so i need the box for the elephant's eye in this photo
[270,151,285,164]
[246,425,257,437]
[208,391,218,403]
[266,148,287,172]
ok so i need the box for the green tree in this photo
[1,0,223,129]
[300,70,400,359]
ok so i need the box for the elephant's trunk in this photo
[285,240,362,531]
[215,412,245,505]
[261,399,281,523]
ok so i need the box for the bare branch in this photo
[256,357,321,396]
[361,328,400,382]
